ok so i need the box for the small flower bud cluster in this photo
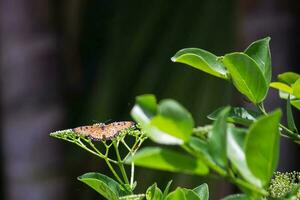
[269,171,300,198]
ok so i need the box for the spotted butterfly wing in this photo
[72,121,135,141]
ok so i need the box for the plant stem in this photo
[257,102,300,142]
[181,144,227,176]
[113,142,130,185]
[130,160,135,188]
[121,139,132,151]
[229,176,268,196]
[75,138,118,164]
[123,135,146,162]
[103,143,124,184]
[105,158,124,184]
[74,139,105,160]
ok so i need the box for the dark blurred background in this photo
[0,0,299,199]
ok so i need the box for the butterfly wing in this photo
[72,121,135,141]
[100,121,136,139]
[72,124,104,140]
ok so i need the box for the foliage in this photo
[50,37,300,199]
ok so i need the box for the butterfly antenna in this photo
[104,119,112,124]
[92,120,105,126]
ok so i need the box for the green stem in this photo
[121,139,132,151]
[104,144,124,184]
[74,139,105,160]
[130,158,135,188]
[229,176,268,196]
[105,158,124,184]
[182,144,267,195]
[81,139,118,164]
[123,135,146,162]
[257,103,300,142]
[73,138,123,183]
[181,144,227,176]
[113,142,130,185]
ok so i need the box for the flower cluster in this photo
[268,171,300,198]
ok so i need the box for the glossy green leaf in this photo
[278,72,300,85]
[171,48,228,79]
[151,99,194,142]
[222,194,249,200]
[291,99,300,110]
[279,90,296,100]
[270,82,293,94]
[126,147,209,175]
[131,96,194,145]
[287,96,298,133]
[187,137,215,164]
[166,188,201,200]
[162,181,173,199]
[226,126,262,187]
[244,37,271,84]
[245,110,282,186]
[131,96,182,145]
[193,183,209,200]
[223,53,268,103]
[131,94,157,125]
[208,107,230,168]
[292,78,300,98]
[146,183,163,200]
[283,184,300,198]
[144,126,184,145]
[78,172,130,200]
[208,106,258,126]
[120,194,146,200]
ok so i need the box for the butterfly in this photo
[72,121,135,141]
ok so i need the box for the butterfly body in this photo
[72,121,135,141]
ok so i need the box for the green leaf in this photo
[287,96,298,133]
[136,94,158,116]
[171,48,228,79]
[284,184,300,198]
[208,106,259,126]
[226,126,262,187]
[292,78,300,98]
[245,110,282,186]
[131,96,194,145]
[244,37,271,84]
[270,82,293,94]
[187,137,215,164]
[166,188,201,200]
[126,147,209,175]
[222,53,268,103]
[278,72,300,85]
[78,172,130,200]
[120,194,146,200]
[131,94,157,125]
[208,107,230,168]
[222,194,249,200]
[193,183,209,200]
[279,90,296,100]
[150,100,194,142]
[131,96,181,145]
[150,116,185,144]
[162,181,173,199]
[146,183,163,200]
[291,99,300,110]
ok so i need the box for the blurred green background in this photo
[1,0,299,199]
